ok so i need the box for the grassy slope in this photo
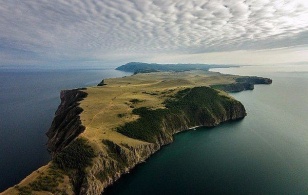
[79,70,236,148]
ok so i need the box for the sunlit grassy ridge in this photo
[78,70,237,147]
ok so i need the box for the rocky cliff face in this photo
[46,88,88,156]
[80,143,158,195]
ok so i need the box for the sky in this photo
[0,0,307,68]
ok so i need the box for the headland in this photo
[1,63,272,195]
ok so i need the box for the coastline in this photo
[1,69,272,194]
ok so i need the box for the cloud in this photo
[0,0,307,66]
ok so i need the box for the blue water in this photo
[104,66,308,194]
[0,68,130,191]
[1,66,307,194]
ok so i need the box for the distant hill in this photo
[116,62,237,73]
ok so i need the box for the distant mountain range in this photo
[116,62,238,73]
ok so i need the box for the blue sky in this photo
[0,0,307,68]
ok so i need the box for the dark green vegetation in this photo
[52,138,96,194]
[116,62,236,74]
[117,113,126,118]
[129,98,144,104]
[211,76,272,92]
[15,165,66,195]
[117,86,245,143]
[117,107,168,142]
[15,185,32,195]
[53,138,96,171]
[28,168,64,193]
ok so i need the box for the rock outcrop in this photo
[46,88,88,156]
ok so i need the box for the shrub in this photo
[129,99,143,104]
[117,113,126,118]
[16,166,65,194]
[53,138,96,171]
[16,185,32,195]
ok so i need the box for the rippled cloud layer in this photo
[0,0,307,65]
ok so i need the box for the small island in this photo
[2,63,272,195]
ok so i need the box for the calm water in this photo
[105,65,308,194]
[0,68,130,191]
[1,66,307,194]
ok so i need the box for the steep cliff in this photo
[46,88,88,156]
[80,141,158,195]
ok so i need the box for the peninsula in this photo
[2,63,272,195]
